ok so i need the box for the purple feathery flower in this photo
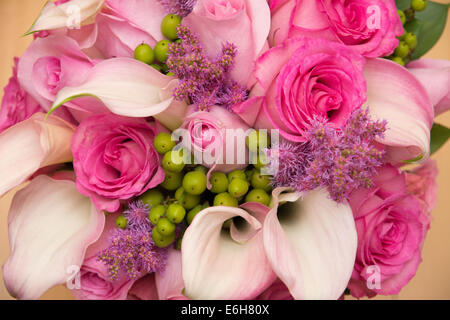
[166,25,247,111]
[157,0,197,17]
[267,108,387,202]
[97,201,168,281]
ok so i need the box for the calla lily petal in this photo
[26,0,105,35]
[0,113,74,197]
[49,58,185,130]
[2,175,105,300]
[181,205,275,300]
[263,188,357,299]
[363,58,434,163]
[155,249,187,300]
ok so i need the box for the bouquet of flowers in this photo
[0,0,449,300]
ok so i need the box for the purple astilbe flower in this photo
[166,25,247,111]
[268,108,387,202]
[97,201,168,281]
[157,0,197,17]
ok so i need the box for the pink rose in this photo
[71,114,165,212]
[0,58,42,133]
[406,160,439,215]
[184,0,271,87]
[181,105,250,173]
[72,213,136,300]
[127,274,159,300]
[347,165,431,298]
[256,279,293,300]
[235,37,366,142]
[270,0,403,58]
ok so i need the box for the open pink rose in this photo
[270,0,403,58]
[406,160,439,215]
[347,165,431,298]
[0,58,42,133]
[181,105,250,173]
[235,37,366,142]
[71,114,165,212]
[184,0,271,87]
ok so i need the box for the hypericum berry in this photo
[251,171,272,192]
[161,14,182,40]
[397,10,406,25]
[140,189,164,207]
[154,40,172,63]
[154,132,176,154]
[245,189,271,206]
[411,0,427,12]
[228,178,249,198]
[115,215,128,229]
[394,41,409,58]
[161,170,183,191]
[246,130,270,152]
[183,171,207,195]
[151,63,163,72]
[187,204,203,224]
[166,203,186,224]
[404,33,418,49]
[194,166,208,174]
[392,56,405,66]
[213,192,238,207]
[156,217,176,236]
[152,228,176,248]
[162,150,185,173]
[134,43,155,65]
[180,193,201,210]
[228,170,247,183]
[149,204,166,225]
[210,172,229,194]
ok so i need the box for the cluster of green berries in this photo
[133,13,182,75]
[391,0,427,66]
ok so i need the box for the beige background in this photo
[0,0,449,300]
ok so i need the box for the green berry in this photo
[166,203,186,224]
[134,43,154,65]
[194,166,208,174]
[154,40,171,63]
[181,193,201,210]
[156,217,176,236]
[175,187,185,201]
[161,14,182,40]
[140,189,164,207]
[175,236,183,250]
[182,171,207,195]
[161,64,169,74]
[154,132,176,154]
[115,215,128,229]
[252,153,268,170]
[404,33,417,50]
[394,41,409,58]
[152,228,175,248]
[213,192,238,207]
[245,189,271,206]
[246,130,270,152]
[392,56,405,66]
[161,170,183,191]
[151,63,162,72]
[411,0,427,12]
[228,178,249,198]
[251,171,272,192]
[245,168,256,182]
[149,204,166,225]
[187,204,203,224]
[166,72,175,77]
[397,10,406,25]
[228,170,247,183]
[162,150,185,173]
[210,172,229,194]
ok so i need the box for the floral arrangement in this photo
[0,0,449,300]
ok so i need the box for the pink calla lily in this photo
[181,188,357,300]
[2,175,105,300]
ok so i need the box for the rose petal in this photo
[0,113,74,196]
[363,58,433,163]
[263,187,357,299]
[2,175,105,300]
[155,249,186,300]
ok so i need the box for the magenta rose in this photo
[0,58,42,133]
[235,37,366,142]
[269,0,403,58]
[406,159,439,215]
[347,165,431,298]
[71,114,165,212]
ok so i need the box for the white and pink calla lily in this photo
[2,175,105,300]
[25,0,105,35]
[181,187,357,300]
[0,112,74,197]
[49,57,187,130]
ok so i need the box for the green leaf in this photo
[430,123,450,155]
[403,1,449,60]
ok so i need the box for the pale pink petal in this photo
[181,205,275,300]
[2,175,105,300]
[155,249,186,300]
[263,188,357,299]
[0,113,74,197]
[363,58,434,163]
[127,274,159,300]
[26,0,105,35]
